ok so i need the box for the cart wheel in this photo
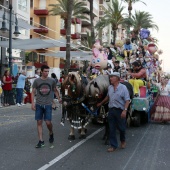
[133,111,141,127]
[126,105,133,127]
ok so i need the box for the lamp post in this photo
[0,0,21,74]
[8,0,12,73]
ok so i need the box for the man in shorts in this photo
[31,65,62,148]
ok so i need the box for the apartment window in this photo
[40,17,46,26]
[30,0,33,8]
[39,55,45,63]
[18,0,27,12]
[30,17,33,25]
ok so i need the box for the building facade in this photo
[0,0,30,76]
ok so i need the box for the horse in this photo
[84,75,134,145]
[61,71,89,140]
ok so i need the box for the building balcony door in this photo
[39,0,46,9]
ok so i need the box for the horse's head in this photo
[85,75,110,111]
[62,73,77,98]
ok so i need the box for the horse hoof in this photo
[68,135,75,140]
[79,135,86,139]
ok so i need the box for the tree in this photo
[123,11,159,37]
[89,0,95,44]
[49,0,88,69]
[95,0,125,44]
[122,0,146,17]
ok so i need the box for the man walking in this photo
[97,72,130,152]
[31,65,62,148]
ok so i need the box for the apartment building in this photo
[30,0,61,69]
[0,0,31,76]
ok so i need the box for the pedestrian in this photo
[0,78,3,107]
[16,70,35,106]
[51,73,59,110]
[151,76,170,123]
[97,72,130,152]
[2,70,12,106]
[31,65,62,148]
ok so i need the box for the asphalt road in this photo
[0,104,170,170]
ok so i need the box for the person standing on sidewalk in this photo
[31,65,62,148]
[16,71,35,106]
[2,70,12,106]
[97,72,130,152]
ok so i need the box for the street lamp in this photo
[0,0,21,74]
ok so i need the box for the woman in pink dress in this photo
[151,77,170,123]
[2,70,12,106]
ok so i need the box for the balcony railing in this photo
[60,29,66,35]
[34,8,48,15]
[33,26,48,33]
[81,14,91,25]
[71,33,81,39]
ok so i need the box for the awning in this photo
[0,38,82,50]
[40,51,92,61]
[0,10,36,30]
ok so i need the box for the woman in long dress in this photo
[151,77,170,123]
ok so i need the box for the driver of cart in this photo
[128,61,147,97]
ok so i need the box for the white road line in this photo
[38,127,104,170]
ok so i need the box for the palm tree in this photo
[95,0,125,44]
[49,0,88,69]
[122,0,146,17]
[89,0,95,44]
[123,11,159,37]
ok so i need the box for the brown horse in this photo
[61,72,89,140]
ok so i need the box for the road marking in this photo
[38,127,104,170]
[122,124,151,170]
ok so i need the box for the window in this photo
[39,55,45,63]
[30,0,33,8]
[30,17,33,25]
[18,0,27,12]
[40,17,46,26]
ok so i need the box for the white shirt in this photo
[156,83,170,96]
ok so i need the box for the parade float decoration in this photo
[90,40,108,76]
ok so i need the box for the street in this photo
[0,105,170,170]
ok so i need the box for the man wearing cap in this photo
[97,72,130,152]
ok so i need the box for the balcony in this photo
[34,8,48,15]
[72,18,81,24]
[60,47,66,51]
[71,33,81,39]
[81,14,91,26]
[99,0,108,10]
[33,26,48,33]
[60,29,66,35]
[81,27,91,37]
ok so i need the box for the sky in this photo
[122,0,170,72]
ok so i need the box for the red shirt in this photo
[2,76,12,90]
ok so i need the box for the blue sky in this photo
[122,0,170,72]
